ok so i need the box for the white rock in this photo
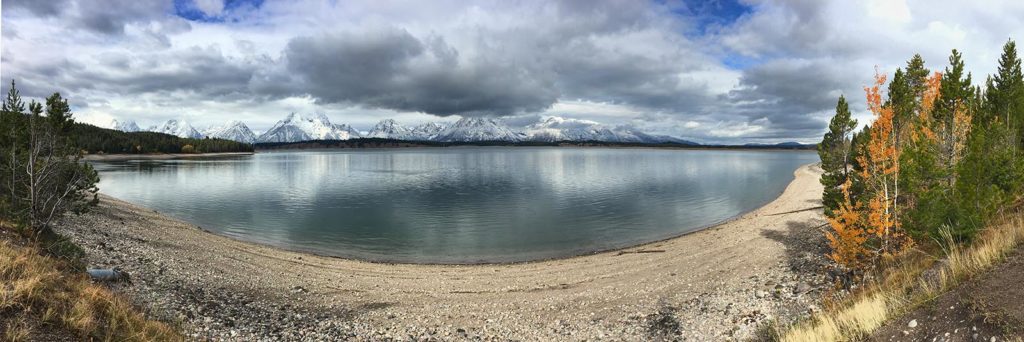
[908,319,918,328]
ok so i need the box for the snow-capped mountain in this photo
[521,116,697,144]
[107,114,698,145]
[149,119,203,139]
[523,116,621,142]
[365,119,414,140]
[108,118,141,132]
[434,117,525,142]
[256,113,361,143]
[204,120,257,144]
[410,122,446,140]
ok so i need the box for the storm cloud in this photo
[273,29,558,116]
[2,0,1023,143]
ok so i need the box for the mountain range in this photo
[102,113,700,145]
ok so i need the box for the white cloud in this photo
[2,0,1023,143]
[193,0,225,16]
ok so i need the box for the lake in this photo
[90,147,818,263]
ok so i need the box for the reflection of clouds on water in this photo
[91,148,818,263]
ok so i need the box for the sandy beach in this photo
[57,164,828,341]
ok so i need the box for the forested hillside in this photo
[72,122,253,154]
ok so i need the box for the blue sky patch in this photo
[174,0,264,22]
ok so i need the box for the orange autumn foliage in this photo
[913,72,943,144]
[949,103,972,168]
[825,178,869,269]
[860,71,910,256]
[827,70,918,272]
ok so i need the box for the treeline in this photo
[72,123,253,154]
[819,40,1024,275]
[256,138,814,150]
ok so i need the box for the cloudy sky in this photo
[2,0,1023,143]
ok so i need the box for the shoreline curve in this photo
[96,162,815,266]
[58,163,828,340]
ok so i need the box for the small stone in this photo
[908,319,918,328]
[902,331,910,336]
[755,290,768,298]
[794,282,812,294]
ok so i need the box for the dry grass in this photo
[779,214,1024,342]
[0,236,181,341]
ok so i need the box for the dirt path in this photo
[58,164,828,341]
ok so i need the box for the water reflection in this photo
[91,147,818,263]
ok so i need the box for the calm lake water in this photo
[91,147,818,263]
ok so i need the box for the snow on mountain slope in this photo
[149,119,203,139]
[256,113,361,143]
[365,119,414,140]
[434,117,525,142]
[108,118,141,132]
[409,122,446,141]
[204,120,257,143]
[520,116,697,144]
[116,114,696,145]
[523,116,619,142]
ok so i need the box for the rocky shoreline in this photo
[56,164,829,341]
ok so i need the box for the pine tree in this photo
[953,40,1024,239]
[0,82,98,234]
[985,40,1024,147]
[887,69,914,147]
[934,49,975,178]
[45,92,74,134]
[819,95,858,216]
[2,80,25,114]
[905,54,931,107]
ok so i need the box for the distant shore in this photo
[82,151,254,161]
[253,137,817,151]
[57,164,829,340]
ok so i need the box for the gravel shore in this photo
[56,164,828,341]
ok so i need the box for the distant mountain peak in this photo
[150,119,203,139]
[366,119,413,139]
[108,118,141,132]
[114,114,700,145]
[256,112,361,143]
[205,120,257,144]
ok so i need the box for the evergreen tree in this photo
[2,80,25,114]
[900,50,976,239]
[819,96,858,216]
[45,92,74,134]
[905,54,930,106]
[887,68,914,143]
[984,39,1024,147]
[0,81,98,234]
[953,39,1024,240]
[934,49,975,173]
